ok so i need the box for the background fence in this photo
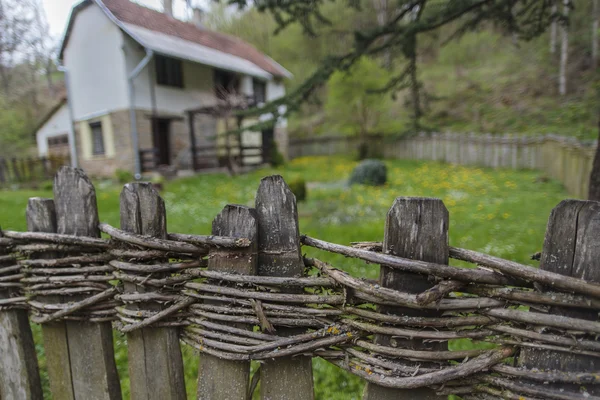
[289,133,597,198]
[1,166,599,399]
[0,155,69,187]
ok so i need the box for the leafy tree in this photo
[325,56,399,146]
[228,0,556,130]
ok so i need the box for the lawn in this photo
[0,156,569,399]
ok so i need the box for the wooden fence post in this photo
[363,197,448,400]
[25,197,74,399]
[49,166,121,399]
[197,204,258,399]
[518,199,600,396]
[0,224,43,399]
[119,183,186,400]
[255,175,314,400]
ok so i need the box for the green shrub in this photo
[270,143,285,167]
[348,159,387,186]
[288,178,307,202]
[115,169,134,184]
[40,180,54,191]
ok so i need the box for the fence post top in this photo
[388,197,447,210]
[212,204,258,239]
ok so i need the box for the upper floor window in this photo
[90,121,105,156]
[253,78,266,104]
[214,69,239,99]
[156,55,183,88]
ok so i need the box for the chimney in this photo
[163,0,173,17]
[192,7,204,28]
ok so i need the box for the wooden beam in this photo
[256,175,314,400]
[120,182,186,400]
[363,197,448,400]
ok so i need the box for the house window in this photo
[253,78,266,104]
[156,55,183,88]
[214,69,239,99]
[90,121,105,156]
[48,135,69,147]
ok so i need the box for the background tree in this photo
[325,57,398,157]
[0,0,58,157]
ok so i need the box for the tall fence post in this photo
[197,204,258,399]
[50,166,121,399]
[0,224,43,399]
[119,183,186,400]
[26,197,75,399]
[518,199,600,396]
[256,175,314,400]
[363,197,448,400]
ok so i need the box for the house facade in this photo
[36,0,290,177]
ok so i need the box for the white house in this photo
[35,98,71,157]
[35,0,290,177]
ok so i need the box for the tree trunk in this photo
[593,0,599,69]
[550,3,558,54]
[559,0,569,96]
[589,117,600,201]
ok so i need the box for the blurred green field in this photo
[0,156,569,398]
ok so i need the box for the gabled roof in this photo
[59,0,291,79]
[33,97,68,136]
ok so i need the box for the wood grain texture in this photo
[197,204,258,400]
[256,175,314,400]
[364,197,448,400]
[26,197,74,400]
[519,199,600,396]
[0,216,42,400]
[53,166,122,400]
[120,183,186,400]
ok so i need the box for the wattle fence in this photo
[1,166,599,400]
[288,133,597,199]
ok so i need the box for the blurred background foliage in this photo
[205,0,600,140]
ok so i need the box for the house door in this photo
[153,118,171,166]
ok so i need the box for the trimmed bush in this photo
[289,178,307,202]
[348,159,387,186]
[115,168,134,184]
[270,143,285,167]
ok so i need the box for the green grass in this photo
[0,156,569,399]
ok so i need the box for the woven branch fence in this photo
[1,166,599,400]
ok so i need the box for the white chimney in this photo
[163,0,173,17]
[192,7,204,28]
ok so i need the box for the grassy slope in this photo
[1,156,568,398]
[417,30,599,140]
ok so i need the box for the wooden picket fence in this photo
[1,166,599,400]
[288,133,597,198]
[0,154,69,187]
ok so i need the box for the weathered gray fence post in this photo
[120,183,186,400]
[256,175,314,400]
[197,204,258,399]
[26,197,73,399]
[519,199,600,396]
[0,221,42,399]
[363,197,448,400]
[49,166,121,399]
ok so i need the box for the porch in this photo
[138,97,275,175]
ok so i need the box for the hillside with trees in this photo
[0,0,62,158]
[206,0,599,140]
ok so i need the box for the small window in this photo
[90,121,105,156]
[214,69,239,99]
[156,55,183,88]
[253,78,266,104]
[48,135,68,147]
